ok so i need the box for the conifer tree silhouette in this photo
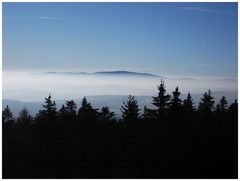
[219,96,228,113]
[17,107,32,125]
[58,105,68,117]
[183,92,194,113]
[121,95,140,123]
[78,97,98,123]
[198,90,215,114]
[152,79,170,117]
[169,86,182,114]
[215,103,221,114]
[66,100,77,116]
[228,99,238,113]
[99,106,116,122]
[142,106,155,121]
[215,97,228,114]
[2,105,14,127]
[38,94,57,120]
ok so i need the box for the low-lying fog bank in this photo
[3,71,237,102]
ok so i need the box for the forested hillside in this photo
[3,80,238,178]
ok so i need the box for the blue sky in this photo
[2,2,238,78]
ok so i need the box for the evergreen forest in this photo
[2,80,238,178]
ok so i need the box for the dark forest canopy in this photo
[2,81,238,178]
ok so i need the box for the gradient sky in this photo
[2,2,238,78]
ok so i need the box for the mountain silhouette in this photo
[45,71,160,77]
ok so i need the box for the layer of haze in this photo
[3,71,237,102]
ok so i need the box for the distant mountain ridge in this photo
[46,71,160,77]
[42,71,237,81]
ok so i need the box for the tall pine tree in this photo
[38,94,57,120]
[169,86,182,114]
[183,92,195,113]
[198,90,215,114]
[66,100,77,118]
[121,95,140,124]
[2,105,14,127]
[152,79,170,117]
[78,97,98,123]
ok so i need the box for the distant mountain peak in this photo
[95,71,159,77]
[45,70,160,77]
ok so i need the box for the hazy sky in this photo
[3,2,238,78]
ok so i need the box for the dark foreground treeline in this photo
[2,80,238,178]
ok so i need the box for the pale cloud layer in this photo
[175,6,237,15]
[2,71,238,101]
[3,15,65,20]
